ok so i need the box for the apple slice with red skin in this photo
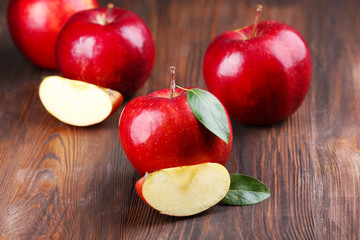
[135,163,231,217]
[39,76,123,126]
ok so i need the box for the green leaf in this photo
[186,88,230,144]
[221,174,271,206]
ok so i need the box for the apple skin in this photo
[119,88,233,176]
[203,20,312,125]
[56,6,155,97]
[135,174,148,204]
[7,0,99,69]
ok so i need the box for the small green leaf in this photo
[221,174,271,206]
[186,88,230,144]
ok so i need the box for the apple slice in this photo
[135,163,231,217]
[39,76,123,126]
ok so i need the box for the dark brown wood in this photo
[1,0,360,239]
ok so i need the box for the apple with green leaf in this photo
[120,67,271,217]
[118,67,233,176]
[7,0,99,69]
[203,5,312,125]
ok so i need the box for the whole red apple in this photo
[7,0,99,69]
[118,86,233,176]
[56,4,155,97]
[203,6,312,125]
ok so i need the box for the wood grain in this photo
[1,0,360,239]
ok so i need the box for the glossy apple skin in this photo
[56,7,155,97]
[119,88,233,176]
[203,21,312,125]
[7,0,99,69]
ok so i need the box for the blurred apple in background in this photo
[56,4,155,98]
[203,5,312,125]
[7,0,99,69]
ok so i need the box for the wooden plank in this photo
[0,0,359,239]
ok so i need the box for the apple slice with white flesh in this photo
[135,162,231,217]
[39,76,123,126]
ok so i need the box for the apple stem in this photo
[251,4,263,38]
[105,3,114,24]
[169,66,176,99]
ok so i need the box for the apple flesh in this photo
[56,5,155,97]
[135,163,231,217]
[39,76,123,126]
[118,87,233,176]
[203,20,312,125]
[7,0,99,69]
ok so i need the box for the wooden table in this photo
[1,0,359,239]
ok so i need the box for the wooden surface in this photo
[1,0,360,239]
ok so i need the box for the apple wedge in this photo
[39,76,123,126]
[135,163,231,217]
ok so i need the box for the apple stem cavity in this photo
[169,66,176,99]
[251,4,263,38]
[105,3,114,25]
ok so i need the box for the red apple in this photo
[118,83,233,176]
[203,5,312,125]
[56,4,155,97]
[7,0,99,69]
